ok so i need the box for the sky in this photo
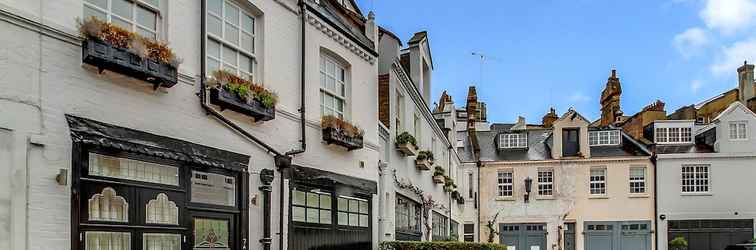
[356,0,756,124]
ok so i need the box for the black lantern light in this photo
[524,177,533,203]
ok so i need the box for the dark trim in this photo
[80,177,186,193]
[305,4,378,57]
[289,164,377,195]
[259,169,274,250]
[79,223,188,230]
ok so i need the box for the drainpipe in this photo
[286,0,307,157]
[260,169,275,250]
[651,154,658,250]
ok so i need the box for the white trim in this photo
[589,130,620,146]
[681,164,710,194]
[496,170,513,198]
[498,133,527,149]
[306,13,374,64]
[728,121,748,141]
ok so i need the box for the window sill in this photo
[495,197,516,201]
[680,192,712,196]
[628,193,650,198]
[588,195,609,199]
[535,196,555,200]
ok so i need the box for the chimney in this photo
[600,68,623,126]
[542,108,558,128]
[364,11,378,48]
[512,116,527,130]
[738,61,755,104]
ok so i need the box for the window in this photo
[432,212,448,241]
[337,196,369,227]
[682,165,709,193]
[85,231,131,250]
[499,133,527,148]
[143,233,180,250]
[206,0,257,81]
[590,168,607,195]
[450,220,459,239]
[414,113,421,140]
[291,189,332,224]
[191,171,236,207]
[395,195,421,233]
[320,55,347,118]
[730,121,748,140]
[88,187,129,222]
[145,193,179,225]
[537,169,554,196]
[83,0,160,39]
[655,127,692,144]
[629,167,646,194]
[395,91,404,135]
[497,171,513,197]
[89,153,179,186]
[463,223,475,242]
[588,130,620,146]
[468,172,474,199]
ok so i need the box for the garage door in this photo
[668,219,754,250]
[499,223,547,250]
[585,221,651,250]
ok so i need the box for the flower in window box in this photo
[321,115,364,150]
[208,70,277,122]
[415,151,434,170]
[443,177,456,192]
[432,166,446,184]
[396,132,419,156]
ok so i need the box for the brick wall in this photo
[379,73,390,128]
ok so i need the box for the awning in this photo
[66,114,250,171]
[289,165,377,195]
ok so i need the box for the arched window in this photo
[146,193,179,225]
[88,187,129,222]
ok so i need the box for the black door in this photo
[564,223,576,250]
[563,128,580,156]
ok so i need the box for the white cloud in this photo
[567,92,590,103]
[673,27,709,58]
[710,37,756,75]
[691,79,704,93]
[700,0,756,34]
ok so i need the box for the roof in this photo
[307,0,376,56]
[694,88,737,109]
[713,101,756,122]
[66,115,250,171]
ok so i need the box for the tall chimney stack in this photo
[738,61,755,104]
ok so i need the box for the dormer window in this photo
[588,130,620,146]
[499,133,527,149]
[655,126,692,144]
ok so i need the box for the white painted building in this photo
[655,101,756,250]
[0,0,387,249]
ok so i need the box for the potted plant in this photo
[321,115,364,150]
[208,70,277,122]
[456,195,465,205]
[415,150,433,170]
[669,236,688,250]
[395,132,418,156]
[78,17,180,89]
[432,166,446,184]
[444,178,457,192]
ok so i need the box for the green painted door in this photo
[500,224,547,250]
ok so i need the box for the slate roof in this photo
[307,0,376,55]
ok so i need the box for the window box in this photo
[322,127,364,150]
[82,39,178,89]
[209,86,275,122]
[432,175,445,184]
[396,132,418,156]
[456,196,465,205]
[415,158,432,171]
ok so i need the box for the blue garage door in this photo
[585,221,651,250]
[500,224,547,250]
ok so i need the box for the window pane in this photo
[307,193,319,207]
[241,33,254,52]
[193,218,230,249]
[319,195,331,209]
[338,212,348,225]
[136,6,157,30]
[239,55,252,74]
[306,208,318,222]
[224,2,239,24]
[84,5,107,20]
[359,201,368,213]
[137,28,156,40]
[143,233,180,250]
[292,190,305,206]
[89,153,179,185]
[207,58,220,74]
[85,0,108,9]
[349,200,359,212]
[88,187,129,222]
[112,17,132,30]
[191,171,236,206]
[207,0,222,14]
[242,14,254,33]
[319,210,331,224]
[349,213,359,226]
[112,0,133,19]
[208,39,221,58]
[208,16,222,36]
[225,25,239,45]
[142,0,160,8]
[338,198,348,211]
[222,46,237,66]
[359,215,369,227]
[292,206,305,222]
[145,193,178,225]
[85,232,130,250]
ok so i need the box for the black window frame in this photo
[395,194,422,237]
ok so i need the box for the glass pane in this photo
[327,61,335,76]
[143,233,180,250]
[306,208,318,222]
[224,2,239,24]
[292,190,305,206]
[112,0,133,19]
[208,16,222,36]
[89,153,179,185]
[84,0,108,9]
[338,212,348,225]
[222,47,237,66]
[358,201,368,214]
[112,17,132,31]
[292,206,305,222]
[349,200,359,212]
[349,214,359,226]
[85,232,131,250]
[142,0,160,8]
[338,197,348,211]
[84,6,107,20]
[359,215,368,227]
[208,39,221,58]
[136,6,157,29]
[207,58,220,75]
[306,193,319,207]
[327,76,335,92]
[242,14,254,33]
[319,195,331,209]
[145,193,178,225]
[320,210,331,224]
[190,171,236,206]
[193,218,230,249]
[137,28,156,40]
[241,33,253,52]
[320,73,327,88]
[207,0,222,14]
[224,25,239,45]
[239,55,252,74]
[88,187,128,222]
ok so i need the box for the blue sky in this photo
[357,0,756,123]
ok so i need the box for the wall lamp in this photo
[524,177,533,203]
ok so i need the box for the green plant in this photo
[417,150,434,161]
[669,236,688,250]
[77,17,180,65]
[321,115,364,138]
[396,132,417,147]
[433,166,446,176]
[444,177,457,192]
[211,70,278,108]
[379,241,506,250]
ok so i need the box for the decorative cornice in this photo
[657,152,756,160]
[481,156,651,166]
[306,13,375,64]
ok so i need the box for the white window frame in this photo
[629,166,646,194]
[537,169,554,196]
[319,54,347,119]
[84,0,161,39]
[655,126,693,144]
[206,0,257,81]
[499,133,527,149]
[589,130,620,146]
[496,170,513,198]
[681,164,710,194]
[590,167,607,195]
[395,90,404,135]
[729,121,748,140]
